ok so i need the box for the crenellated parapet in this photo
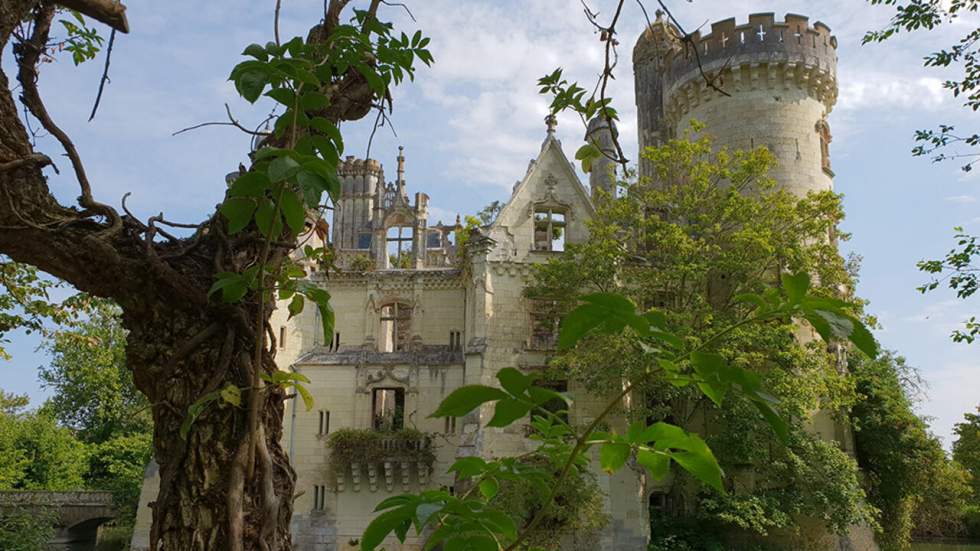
[635,13,838,125]
[338,156,384,197]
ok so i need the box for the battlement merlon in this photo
[338,156,384,197]
[634,12,839,111]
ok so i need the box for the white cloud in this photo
[838,75,948,112]
[945,194,977,203]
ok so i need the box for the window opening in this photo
[318,410,330,436]
[279,326,286,349]
[386,225,414,268]
[533,208,566,252]
[531,380,569,424]
[313,485,326,511]
[528,299,560,350]
[380,302,412,352]
[357,232,372,250]
[426,230,442,249]
[372,388,405,431]
[329,332,340,352]
[444,416,457,434]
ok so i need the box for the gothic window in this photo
[380,302,412,352]
[313,485,326,511]
[372,388,405,431]
[533,208,566,252]
[816,119,832,174]
[528,299,560,350]
[386,226,414,268]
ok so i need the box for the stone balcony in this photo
[330,431,435,493]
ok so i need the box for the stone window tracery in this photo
[386,225,414,268]
[380,302,412,352]
[533,208,566,252]
[528,299,560,350]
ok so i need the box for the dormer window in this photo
[380,302,412,353]
[533,208,566,252]
[386,225,414,268]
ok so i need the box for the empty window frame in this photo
[449,330,462,351]
[426,230,442,249]
[313,485,326,511]
[444,416,457,434]
[279,326,287,349]
[372,388,405,431]
[318,410,330,436]
[533,208,566,252]
[386,225,414,268]
[528,299,560,350]
[380,302,412,353]
[329,332,341,352]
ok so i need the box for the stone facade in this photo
[132,12,876,551]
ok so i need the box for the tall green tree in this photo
[0,393,88,491]
[39,298,149,442]
[526,128,874,544]
[954,406,980,497]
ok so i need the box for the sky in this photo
[1,0,977,447]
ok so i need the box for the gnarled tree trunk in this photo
[0,0,376,548]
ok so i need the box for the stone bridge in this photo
[0,490,116,550]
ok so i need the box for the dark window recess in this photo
[329,332,341,352]
[528,299,560,350]
[443,416,457,434]
[531,380,569,424]
[372,388,405,431]
[449,330,462,351]
[279,326,286,349]
[649,492,668,514]
[357,232,372,250]
[426,231,442,249]
[313,485,326,511]
[318,410,330,436]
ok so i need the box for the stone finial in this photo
[396,146,405,184]
[545,114,557,135]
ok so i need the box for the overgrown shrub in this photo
[0,507,56,551]
[326,428,435,474]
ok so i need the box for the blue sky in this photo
[1,0,978,447]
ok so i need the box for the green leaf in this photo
[781,272,810,304]
[599,442,631,473]
[478,477,499,500]
[690,351,730,407]
[242,43,267,60]
[208,272,248,303]
[268,156,301,183]
[497,367,531,396]
[754,400,789,444]
[280,190,306,235]
[266,87,296,106]
[228,171,270,198]
[254,198,280,238]
[296,169,327,206]
[301,91,330,111]
[449,457,487,478]
[361,506,413,550]
[559,292,646,349]
[219,384,241,407]
[481,508,518,540]
[415,502,443,528]
[637,449,670,480]
[179,391,219,440]
[575,143,601,173]
[486,398,532,428]
[219,197,257,234]
[287,294,304,319]
[430,385,508,418]
[295,383,314,411]
[236,70,268,103]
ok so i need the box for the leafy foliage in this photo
[0,398,88,491]
[0,507,56,551]
[522,129,879,545]
[953,406,980,498]
[917,228,979,343]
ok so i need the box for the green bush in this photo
[95,524,134,551]
[0,507,56,551]
[326,428,435,474]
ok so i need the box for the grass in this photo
[911,544,980,551]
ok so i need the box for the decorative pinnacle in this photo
[396,146,405,189]
[545,114,557,135]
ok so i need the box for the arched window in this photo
[380,302,412,352]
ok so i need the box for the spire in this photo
[397,145,405,184]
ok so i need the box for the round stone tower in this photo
[633,12,838,198]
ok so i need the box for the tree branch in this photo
[56,0,130,34]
